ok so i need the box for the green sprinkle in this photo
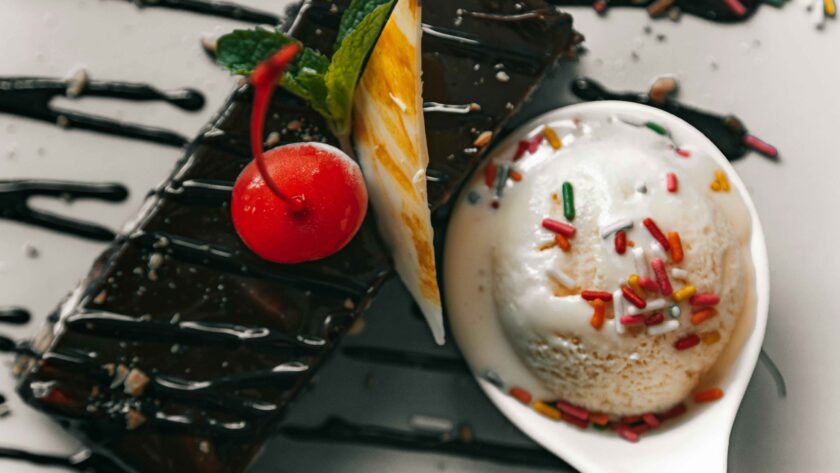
[562,181,575,221]
[645,121,668,136]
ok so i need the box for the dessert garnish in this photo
[231,45,368,263]
[352,0,444,343]
[216,0,396,142]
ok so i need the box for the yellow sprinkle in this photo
[673,285,697,302]
[714,170,731,192]
[827,0,837,17]
[628,274,643,295]
[701,330,721,345]
[543,127,562,150]
[533,401,562,421]
[710,180,722,192]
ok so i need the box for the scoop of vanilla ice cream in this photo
[446,113,753,417]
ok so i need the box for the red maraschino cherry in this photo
[231,44,368,264]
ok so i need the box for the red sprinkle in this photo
[675,334,700,351]
[643,218,672,252]
[639,276,659,293]
[528,134,544,154]
[723,0,747,17]
[620,314,646,325]
[651,258,673,296]
[660,403,688,420]
[581,291,613,302]
[593,0,608,13]
[509,387,532,405]
[666,173,678,193]
[615,230,627,254]
[562,414,589,429]
[642,413,661,428]
[621,415,642,425]
[621,286,647,309]
[556,400,590,421]
[743,134,778,159]
[645,312,665,326]
[676,148,691,158]
[513,140,529,161]
[484,164,497,188]
[690,293,720,306]
[616,424,640,443]
[542,218,576,238]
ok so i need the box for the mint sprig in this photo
[215,0,395,139]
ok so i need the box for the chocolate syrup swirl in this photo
[0,307,31,325]
[0,77,204,147]
[0,180,128,241]
[128,0,280,25]
[281,417,575,470]
[546,0,761,22]
[571,77,774,161]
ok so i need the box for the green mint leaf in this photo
[216,28,331,116]
[336,0,394,48]
[216,28,294,75]
[325,0,395,136]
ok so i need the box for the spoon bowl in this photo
[468,101,769,473]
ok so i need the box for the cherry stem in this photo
[250,43,307,214]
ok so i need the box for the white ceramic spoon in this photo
[470,101,770,473]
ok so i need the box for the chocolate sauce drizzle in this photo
[281,417,575,470]
[0,77,204,147]
[0,307,31,325]
[571,77,774,161]
[0,180,128,241]
[0,447,132,473]
[545,0,761,23]
[128,0,280,25]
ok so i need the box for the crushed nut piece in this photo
[473,131,493,148]
[124,368,150,397]
[125,409,147,430]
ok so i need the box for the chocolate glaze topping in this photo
[14,1,578,472]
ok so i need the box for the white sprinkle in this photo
[600,219,634,238]
[628,298,667,315]
[66,68,88,98]
[547,268,576,289]
[633,248,649,278]
[265,131,281,147]
[647,319,679,336]
[671,268,689,279]
[613,289,625,334]
[495,71,510,82]
[409,415,454,433]
[650,241,668,261]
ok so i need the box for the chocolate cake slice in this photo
[15,2,578,472]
